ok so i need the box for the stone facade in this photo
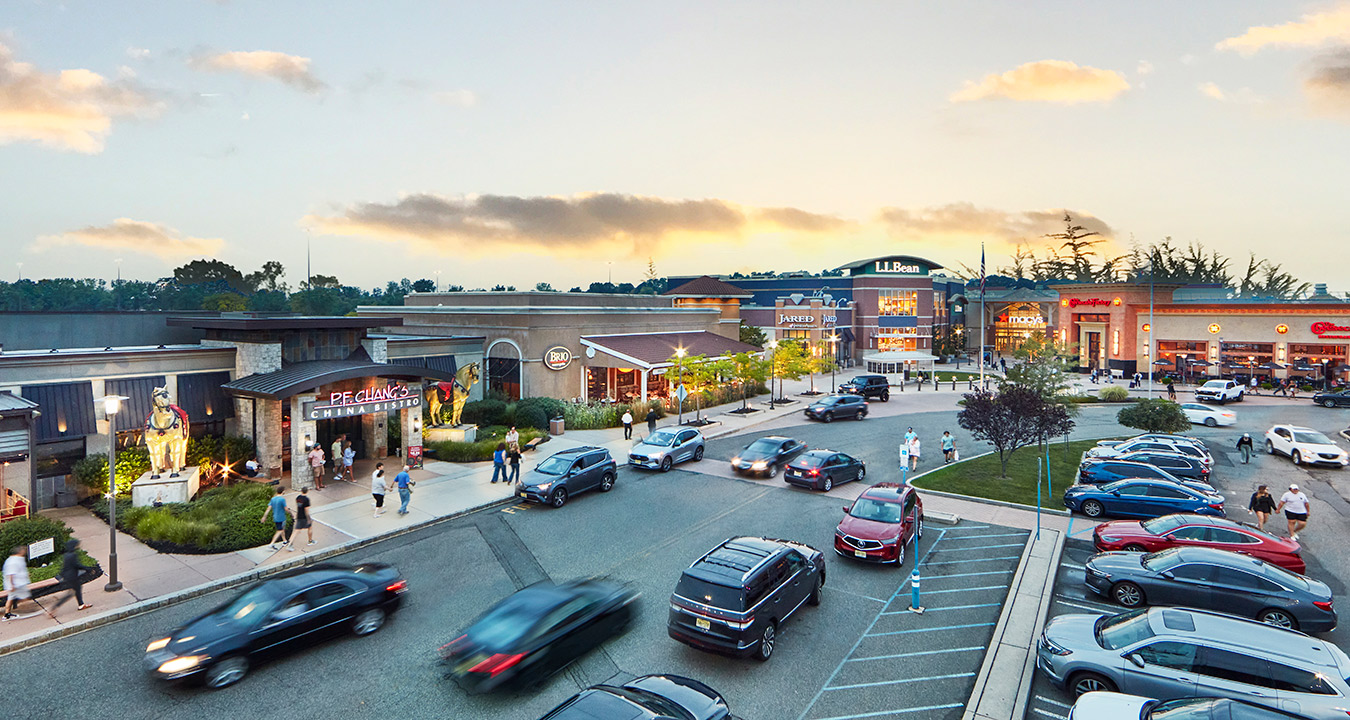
[289,394,318,490]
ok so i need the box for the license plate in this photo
[518,491,527,498]
[695,618,711,630]
[854,550,868,558]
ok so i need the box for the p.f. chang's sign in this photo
[302,384,420,420]
[1067,298,1111,309]
[1312,321,1350,339]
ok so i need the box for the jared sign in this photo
[302,384,420,420]
[1312,321,1350,339]
[779,314,815,326]
[1068,298,1110,309]
[874,261,922,274]
[543,345,573,371]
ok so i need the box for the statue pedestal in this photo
[425,425,478,444]
[131,467,202,507]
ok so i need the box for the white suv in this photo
[1194,379,1244,404]
[1265,425,1349,468]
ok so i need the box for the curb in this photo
[0,495,517,658]
[925,510,961,525]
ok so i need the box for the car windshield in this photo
[1141,515,1190,534]
[746,439,780,454]
[1147,699,1213,720]
[643,431,678,447]
[1094,609,1154,650]
[218,584,279,626]
[796,454,827,468]
[1141,548,1183,572]
[1202,381,1225,388]
[535,456,573,475]
[849,497,905,523]
[1293,430,1335,444]
[467,591,560,650]
[608,688,695,720]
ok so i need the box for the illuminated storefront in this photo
[993,301,1049,351]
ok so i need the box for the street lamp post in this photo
[1322,358,1330,390]
[96,394,128,592]
[767,340,778,410]
[828,333,839,392]
[675,347,686,426]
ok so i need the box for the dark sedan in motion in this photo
[1063,479,1224,519]
[731,436,806,478]
[803,394,867,423]
[1313,388,1350,408]
[144,563,407,689]
[538,675,731,720]
[784,450,866,491]
[440,578,639,693]
[1085,546,1336,632]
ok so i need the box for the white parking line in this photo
[1031,707,1068,720]
[921,569,1014,579]
[1054,593,1116,610]
[1035,695,1072,709]
[867,621,995,637]
[923,555,1022,565]
[825,671,975,691]
[945,524,991,531]
[1060,562,1085,571]
[881,602,1000,615]
[812,703,965,720]
[847,646,984,663]
[828,586,889,604]
[924,584,1008,595]
[1053,598,1109,613]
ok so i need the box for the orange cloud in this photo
[950,60,1130,104]
[190,50,324,92]
[1217,5,1350,55]
[35,218,224,259]
[0,43,161,153]
[1305,49,1350,117]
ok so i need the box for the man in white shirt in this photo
[621,411,633,440]
[3,545,33,620]
[1277,483,1311,540]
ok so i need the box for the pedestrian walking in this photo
[46,539,92,617]
[3,545,38,620]
[294,487,315,545]
[1277,379,1289,397]
[394,465,414,516]
[490,443,508,484]
[1249,376,1259,395]
[909,437,921,472]
[904,427,917,446]
[504,426,520,450]
[1236,433,1254,464]
[645,408,657,435]
[1000,357,1007,373]
[1247,484,1276,533]
[307,444,326,489]
[1277,483,1311,540]
[1290,383,1300,400]
[941,431,955,464]
[260,486,294,551]
[1166,380,1176,401]
[371,463,388,517]
[342,441,356,483]
[331,434,346,482]
[507,445,521,484]
[621,410,633,440]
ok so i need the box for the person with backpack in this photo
[490,443,508,484]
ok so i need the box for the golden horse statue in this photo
[424,362,481,427]
[144,386,190,478]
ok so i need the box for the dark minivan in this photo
[668,537,825,661]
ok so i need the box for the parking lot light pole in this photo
[96,394,128,592]
[828,333,839,392]
[675,346,686,426]
[767,340,778,410]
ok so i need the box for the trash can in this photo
[549,416,565,436]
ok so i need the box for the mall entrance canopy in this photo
[863,350,939,375]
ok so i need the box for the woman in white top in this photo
[371,463,388,518]
[909,438,921,472]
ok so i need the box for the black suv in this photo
[840,374,890,401]
[518,446,617,508]
[668,537,824,661]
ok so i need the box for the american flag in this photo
[978,243,986,298]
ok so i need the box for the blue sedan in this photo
[1063,478,1225,520]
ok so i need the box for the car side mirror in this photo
[842,505,852,513]
[1161,570,1174,579]
[1111,491,1121,496]
[1126,653,1145,669]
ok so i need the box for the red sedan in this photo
[1092,513,1305,574]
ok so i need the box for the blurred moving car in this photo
[1068,693,1314,720]
[1063,479,1224,519]
[538,675,731,720]
[519,446,618,508]
[1264,425,1349,468]
[803,394,868,423]
[1312,388,1350,409]
[835,483,924,566]
[144,563,406,689]
[1077,459,1214,493]
[668,536,825,661]
[1179,402,1237,427]
[1037,606,1350,716]
[440,579,639,693]
[784,450,866,492]
[1084,546,1335,632]
[629,427,705,472]
[839,374,891,401]
[731,436,806,477]
[1092,514,1306,574]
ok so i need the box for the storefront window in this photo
[35,438,85,479]
[876,328,918,351]
[783,329,810,341]
[878,290,917,316]
[1157,340,1206,358]
[1289,344,1347,358]
[1076,313,1111,323]
[994,302,1047,351]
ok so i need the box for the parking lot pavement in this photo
[1025,538,1114,720]
[796,523,1030,720]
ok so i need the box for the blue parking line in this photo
[847,646,984,663]
[812,703,964,720]
[923,555,1021,565]
[825,671,975,692]
[919,569,1013,579]
[881,602,999,615]
[866,621,995,637]
[939,541,1026,550]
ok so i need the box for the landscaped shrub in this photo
[0,516,73,567]
[1260,382,1274,390]
[87,482,280,554]
[515,403,550,429]
[559,400,667,430]
[518,397,567,421]
[73,447,151,494]
[426,428,549,462]
[1300,385,1315,393]
[1099,386,1131,402]
[460,399,507,427]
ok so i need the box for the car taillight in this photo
[386,580,408,593]
[438,634,467,657]
[1315,601,1334,611]
[1208,503,1224,511]
[468,653,526,676]
[809,469,819,476]
[726,616,753,630]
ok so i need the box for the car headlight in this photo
[146,637,171,652]
[1040,634,1072,657]
[649,453,663,460]
[534,482,552,492]
[731,456,741,464]
[1086,566,1111,579]
[1099,536,1121,543]
[751,461,767,470]
[157,655,206,674]
[879,537,898,545]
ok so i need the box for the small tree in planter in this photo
[685,356,723,423]
[803,352,835,395]
[1116,399,1190,434]
[957,386,1075,477]
[729,352,769,412]
[768,340,807,402]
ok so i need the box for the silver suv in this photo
[629,427,705,472]
[1038,607,1350,718]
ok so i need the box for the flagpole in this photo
[979,243,986,390]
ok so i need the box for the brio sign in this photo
[1312,321,1350,339]
[543,345,573,370]
[874,261,922,274]
[1067,298,1111,309]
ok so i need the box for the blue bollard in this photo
[910,569,924,613]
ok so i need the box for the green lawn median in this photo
[913,438,1118,508]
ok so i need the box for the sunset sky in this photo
[4,1,1349,290]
